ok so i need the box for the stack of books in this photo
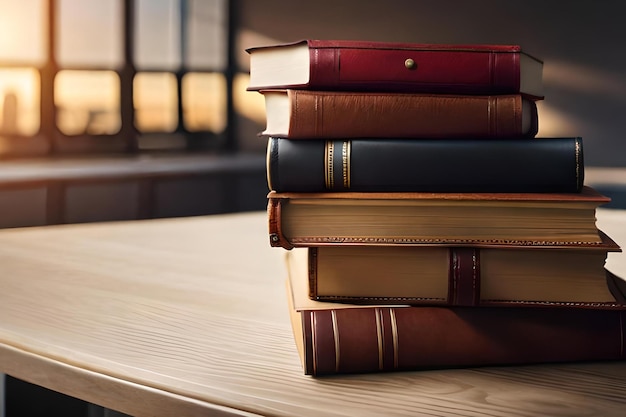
[247,39,626,376]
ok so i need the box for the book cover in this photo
[266,137,583,193]
[286,249,626,376]
[304,237,625,308]
[260,90,538,139]
[267,187,609,250]
[247,40,544,99]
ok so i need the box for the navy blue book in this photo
[266,137,584,193]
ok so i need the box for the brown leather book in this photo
[304,234,624,308]
[268,187,611,250]
[247,40,544,99]
[286,249,626,376]
[260,90,538,139]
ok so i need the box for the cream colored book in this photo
[304,231,625,308]
[268,187,611,250]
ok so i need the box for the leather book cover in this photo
[306,235,626,309]
[247,40,544,99]
[261,90,538,139]
[286,250,626,376]
[266,137,583,193]
[266,186,610,250]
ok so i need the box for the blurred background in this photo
[0,0,625,231]
[1,1,625,415]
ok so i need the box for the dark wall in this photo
[238,0,626,167]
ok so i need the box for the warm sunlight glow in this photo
[535,101,583,138]
[544,61,626,99]
[236,29,282,71]
[55,70,121,135]
[57,0,123,67]
[0,0,47,64]
[0,68,40,135]
[182,72,226,132]
[233,73,266,125]
[134,72,178,132]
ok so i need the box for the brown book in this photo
[268,187,610,250]
[303,234,624,308]
[260,90,538,139]
[286,250,626,376]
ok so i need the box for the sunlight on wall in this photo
[236,29,281,72]
[232,30,283,127]
[537,61,626,140]
[233,73,266,126]
[535,102,583,138]
[544,61,626,98]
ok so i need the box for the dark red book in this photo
[286,249,626,376]
[247,40,544,99]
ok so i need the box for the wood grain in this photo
[0,210,625,416]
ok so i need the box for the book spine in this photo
[308,247,626,309]
[301,306,626,375]
[267,137,584,193]
[305,45,528,95]
[267,197,294,250]
[286,91,536,139]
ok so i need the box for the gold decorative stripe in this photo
[375,308,384,370]
[342,140,351,189]
[310,313,318,375]
[266,139,273,191]
[331,310,340,372]
[472,249,479,301]
[575,139,582,188]
[390,309,399,369]
[324,141,334,190]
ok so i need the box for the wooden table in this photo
[0,209,625,417]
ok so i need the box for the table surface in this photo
[0,209,625,417]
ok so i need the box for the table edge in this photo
[0,343,262,417]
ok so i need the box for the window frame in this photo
[0,0,237,158]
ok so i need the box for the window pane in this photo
[185,0,227,70]
[56,0,123,68]
[55,70,121,135]
[0,69,40,136]
[182,72,225,132]
[134,0,181,70]
[0,0,47,65]
[134,72,178,132]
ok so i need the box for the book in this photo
[266,137,583,193]
[260,90,538,139]
[267,186,610,250]
[286,249,626,376]
[247,40,544,98]
[303,238,625,308]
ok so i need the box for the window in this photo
[0,69,40,136]
[55,70,121,135]
[0,0,235,157]
[134,72,178,133]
